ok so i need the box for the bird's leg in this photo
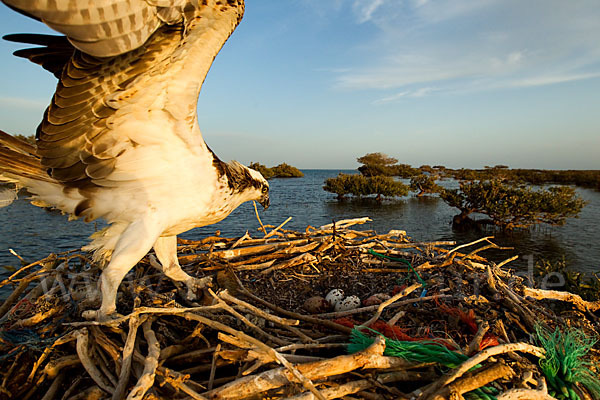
[152,235,212,300]
[83,220,160,321]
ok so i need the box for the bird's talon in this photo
[82,310,98,320]
[82,309,123,323]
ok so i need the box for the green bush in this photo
[323,173,408,201]
[357,152,398,177]
[356,152,398,167]
[248,162,303,179]
[358,164,395,177]
[248,162,274,179]
[440,179,586,230]
[446,167,600,189]
[271,163,304,178]
[419,165,435,174]
[410,174,441,196]
[355,153,421,178]
[390,163,420,178]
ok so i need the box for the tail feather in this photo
[0,129,84,215]
[0,129,37,156]
[0,129,119,262]
[0,129,52,183]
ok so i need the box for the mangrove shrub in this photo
[440,180,586,230]
[323,173,409,201]
[248,162,303,179]
[249,162,274,179]
[357,152,398,177]
[410,174,441,196]
[355,152,422,178]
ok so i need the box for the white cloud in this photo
[334,0,600,96]
[352,0,387,23]
[508,72,600,89]
[411,87,435,97]
[373,91,409,104]
[411,0,498,24]
[373,87,436,104]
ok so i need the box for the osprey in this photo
[0,0,270,321]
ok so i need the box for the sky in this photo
[0,1,599,170]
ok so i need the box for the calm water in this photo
[1,170,599,283]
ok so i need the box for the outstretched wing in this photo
[4,34,73,79]
[3,0,244,199]
[3,0,187,57]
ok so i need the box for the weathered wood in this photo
[75,328,114,394]
[419,343,545,399]
[286,370,437,400]
[126,319,160,400]
[357,283,420,329]
[429,362,514,400]
[1,218,597,400]
[523,287,600,312]
[112,315,143,400]
[204,336,420,399]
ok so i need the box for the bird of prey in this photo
[0,0,270,321]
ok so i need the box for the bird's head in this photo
[221,161,269,209]
[247,166,270,209]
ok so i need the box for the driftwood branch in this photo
[286,370,437,400]
[429,362,514,400]
[112,315,144,400]
[522,287,600,312]
[357,283,420,328]
[419,343,544,399]
[75,328,114,394]
[264,217,293,239]
[204,335,419,399]
[1,217,596,400]
[126,318,160,400]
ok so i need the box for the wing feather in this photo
[2,0,178,57]
[3,0,245,195]
[32,25,184,181]
[5,34,73,78]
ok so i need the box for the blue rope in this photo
[0,328,59,362]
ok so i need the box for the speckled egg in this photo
[362,293,391,307]
[325,289,345,307]
[303,296,331,314]
[334,295,361,312]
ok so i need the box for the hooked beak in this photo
[260,194,270,210]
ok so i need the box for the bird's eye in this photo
[262,186,268,193]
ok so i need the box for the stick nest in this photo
[0,217,599,400]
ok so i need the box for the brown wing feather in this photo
[5,34,73,79]
[1,0,178,57]
[0,130,51,182]
[4,0,245,197]
[36,24,183,184]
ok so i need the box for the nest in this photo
[0,216,599,400]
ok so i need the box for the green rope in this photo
[535,325,600,400]
[348,328,466,367]
[367,248,427,288]
[348,329,496,400]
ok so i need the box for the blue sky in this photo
[0,0,599,169]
